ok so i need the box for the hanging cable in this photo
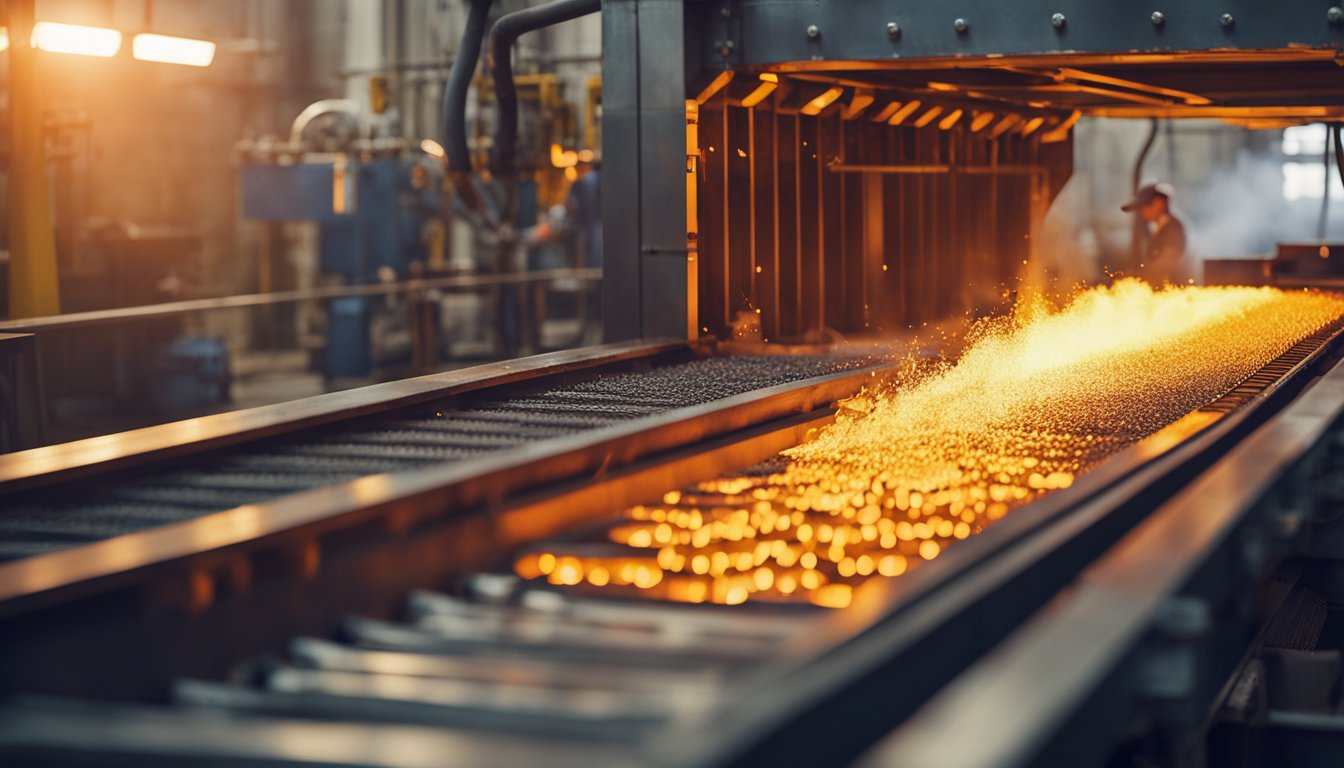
[1319,122,1333,240]
[1128,118,1160,272]
[442,0,496,227]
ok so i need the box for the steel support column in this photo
[6,0,61,318]
[602,0,696,341]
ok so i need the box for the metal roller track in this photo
[0,341,886,707]
[2,326,1343,768]
[0,348,874,564]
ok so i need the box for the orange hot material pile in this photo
[517,281,1344,608]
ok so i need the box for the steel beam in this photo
[699,1,1344,71]
[602,0,697,341]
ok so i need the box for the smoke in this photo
[1180,148,1301,259]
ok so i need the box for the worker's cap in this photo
[1121,182,1174,212]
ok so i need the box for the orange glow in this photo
[1020,115,1047,136]
[970,111,996,132]
[801,87,844,116]
[1041,110,1082,143]
[912,105,945,128]
[887,100,923,126]
[870,101,902,123]
[550,143,579,168]
[937,108,965,130]
[740,73,779,108]
[132,33,215,67]
[31,22,122,57]
[843,89,875,119]
[515,283,1344,609]
[696,69,735,104]
[987,114,1023,140]
[0,28,8,52]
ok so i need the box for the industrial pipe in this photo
[442,0,495,222]
[1334,124,1344,196]
[1127,118,1160,273]
[1318,122,1333,241]
[489,0,601,179]
[289,99,364,147]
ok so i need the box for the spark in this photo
[518,281,1344,608]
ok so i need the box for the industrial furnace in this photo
[5,3,1344,768]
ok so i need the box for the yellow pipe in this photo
[6,0,61,318]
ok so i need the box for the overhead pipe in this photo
[1319,122,1333,241]
[1127,117,1160,273]
[442,0,495,226]
[289,99,365,147]
[489,0,602,194]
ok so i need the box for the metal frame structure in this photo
[603,0,1344,340]
[0,341,882,700]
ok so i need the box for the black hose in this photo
[443,0,493,176]
[1319,122,1333,240]
[1335,124,1344,186]
[1128,118,1160,271]
[489,0,601,178]
[1333,124,1344,240]
[1131,118,1159,196]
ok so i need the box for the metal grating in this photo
[0,354,870,562]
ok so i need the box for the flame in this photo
[518,281,1344,608]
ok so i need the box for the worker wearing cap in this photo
[1121,182,1189,285]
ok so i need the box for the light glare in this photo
[420,139,446,159]
[32,22,122,58]
[132,33,215,67]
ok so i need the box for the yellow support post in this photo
[6,0,61,318]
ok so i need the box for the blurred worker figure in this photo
[1121,182,1189,285]
[526,156,602,343]
[399,159,444,268]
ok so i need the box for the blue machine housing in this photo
[241,156,438,378]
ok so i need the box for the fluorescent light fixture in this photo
[912,105,944,128]
[1040,110,1081,143]
[1019,115,1047,137]
[801,86,844,116]
[0,28,9,52]
[32,21,122,57]
[937,108,965,130]
[871,101,902,123]
[970,111,996,132]
[987,114,1022,140]
[696,70,734,104]
[420,139,446,159]
[133,33,215,66]
[887,100,923,126]
[842,89,875,120]
[740,73,779,109]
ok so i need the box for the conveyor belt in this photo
[3,315,1344,768]
[0,354,870,563]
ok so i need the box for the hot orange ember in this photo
[517,281,1344,608]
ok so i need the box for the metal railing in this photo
[0,268,602,333]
